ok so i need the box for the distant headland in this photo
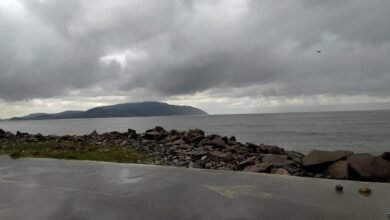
[7,102,208,121]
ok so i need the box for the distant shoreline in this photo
[1,126,389,183]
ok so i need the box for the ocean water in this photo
[1,110,389,154]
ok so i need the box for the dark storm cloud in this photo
[0,0,390,101]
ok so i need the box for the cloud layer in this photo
[1,0,390,116]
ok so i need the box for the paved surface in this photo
[0,156,389,220]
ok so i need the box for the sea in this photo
[0,110,389,154]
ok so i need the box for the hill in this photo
[9,102,207,121]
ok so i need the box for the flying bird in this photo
[317,50,321,53]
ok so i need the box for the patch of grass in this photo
[0,142,148,163]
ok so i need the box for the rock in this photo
[347,153,390,181]
[0,129,5,138]
[262,154,295,167]
[285,151,304,163]
[335,185,343,193]
[229,136,236,142]
[206,134,221,140]
[242,163,272,173]
[270,168,290,176]
[382,152,390,161]
[187,128,204,136]
[172,138,187,145]
[209,151,233,162]
[127,129,137,139]
[246,143,258,153]
[259,144,285,155]
[144,128,168,140]
[209,151,225,158]
[239,157,256,169]
[325,160,350,179]
[190,135,205,144]
[89,130,98,136]
[302,150,353,166]
[358,186,372,196]
[208,138,227,148]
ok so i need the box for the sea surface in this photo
[1,110,389,154]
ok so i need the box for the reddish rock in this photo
[302,150,353,166]
[325,160,350,179]
[347,153,390,181]
[243,163,272,173]
[270,168,290,176]
[262,154,295,166]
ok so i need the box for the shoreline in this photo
[0,127,389,183]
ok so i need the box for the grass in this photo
[0,142,148,163]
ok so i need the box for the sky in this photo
[1,0,390,118]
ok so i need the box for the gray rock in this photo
[302,150,353,166]
[259,144,285,155]
[325,160,350,179]
[239,157,256,169]
[262,154,295,167]
[347,153,390,181]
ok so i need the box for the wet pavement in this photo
[0,156,389,220]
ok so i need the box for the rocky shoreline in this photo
[1,127,389,182]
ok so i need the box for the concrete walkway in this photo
[0,156,389,220]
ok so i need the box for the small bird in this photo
[317,50,321,53]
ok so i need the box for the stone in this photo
[347,153,390,181]
[187,128,204,136]
[335,185,343,193]
[270,168,290,176]
[127,129,137,139]
[382,152,390,161]
[239,157,256,169]
[259,145,285,155]
[190,135,205,144]
[246,143,258,153]
[242,163,272,173]
[302,150,353,166]
[208,139,227,148]
[358,186,372,196]
[262,154,295,167]
[325,160,350,179]
[285,151,304,163]
[208,151,233,162]
[228,136,236,142]
[0,129,6,138]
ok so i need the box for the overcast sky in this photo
[1,0,390,118]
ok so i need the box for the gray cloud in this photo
[1,0,390,104]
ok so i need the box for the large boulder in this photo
[325,160,350,179]
[302,150,353,166]
[144,126,168,140]
[261,154,295,167]
[347,153,390,181]
[382,152,390,161]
